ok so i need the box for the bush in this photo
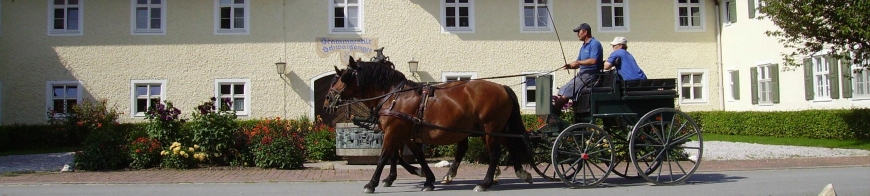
[72,99,129,171]
[305,116,338,161]
[145,100,186,145]
[159,142,205,169]
[689,108,870,140]
[189,97,239,165]
[246,117,307,169]
[129,137,162,169]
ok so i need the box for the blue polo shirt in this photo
[577,37,604,71]
[607,49,647,80]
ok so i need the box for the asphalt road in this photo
[1,166,867,196]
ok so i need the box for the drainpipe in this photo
[713,0,724,111]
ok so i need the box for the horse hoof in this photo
[363,188,375,194]
[473,185,487,192]
[441,180,452,185]
[422,187,434,192]
[382,180,393,187]
[492,179,499,185]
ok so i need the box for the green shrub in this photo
[688,108,870,140]
[246,117,307,169]
[72,99,129,171]
[0,124,73,151]
[145,100,187,145]
[189,97,239,165]
[129,137,162,169]
[304,116,338,161]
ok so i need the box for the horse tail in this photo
[502,85,534,167]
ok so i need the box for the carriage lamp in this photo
[275,62,287,75]
[407,59,419,76]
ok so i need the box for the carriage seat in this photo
[577,71,620,95]
[622,78,678,96]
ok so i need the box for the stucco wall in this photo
[0,0,719,125]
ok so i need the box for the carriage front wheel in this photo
[629,108,703,185]
[551,123,614,188]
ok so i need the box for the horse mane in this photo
[354,60,419,90]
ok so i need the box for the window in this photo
[215,79,250,115]
[442,0,474,33]
[131,80,166,117]
[214,0,249,34]
[728,70,739,101]
[521,73,554,107]
[812,57,831,99]
[131,0,166,35]
[675,0,704,32]
[756,65,775,104]
[48,0,84,36]
[46,81,81,118]
[678,70,707,103]
[329,0,364,34]
[442,72,476,82]
[598,0,628,32]
[749,0,763,19]
[520,0,553,32]
[853,63,869,98]
[724,0,737,25]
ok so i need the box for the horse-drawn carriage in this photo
[324,50,703,193]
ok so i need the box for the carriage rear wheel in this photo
[629,108,703,185]
[551,123,614,188]
[607,141,661,179]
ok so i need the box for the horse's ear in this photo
[334,66,341,74]
[348,56,359,69]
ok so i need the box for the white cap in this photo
[610,37,628,45]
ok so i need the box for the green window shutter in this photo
[731,71,740,100]
[750,67,758,105]
[771,64,780,103]
[729,0,738,23]
[842,60,853,98]
[804,58,814,100]
[748,0,756,19]
[828,56,840,99]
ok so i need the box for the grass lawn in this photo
[0,147,77,157]
[704,133,870,151]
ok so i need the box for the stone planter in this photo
[335,123,413,164]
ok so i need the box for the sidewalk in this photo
[1,156,868,185]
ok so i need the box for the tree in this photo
[759,0,870,69]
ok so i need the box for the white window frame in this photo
[131,0,167,35]
[329,0,365,34]
[214,0,250,35]
[442,72,476,82]
[678,69,708,104]
[674,0,705,32]
[47,0,84,36]
[215,79,251,116]
[597,0,629,32]
[756,64,774,105]
[441,0,475,33]
[726,69,737,101]
[811,56,831,101]
[852,62,870,99]
[521,72,555,108]
[130,80,166,117]
[519,0,554,33]
[722,0,735,27]
[45,81,82,118]
[753,0,765,19]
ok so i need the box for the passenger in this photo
[554,23,604,112]
[604,37,647,80]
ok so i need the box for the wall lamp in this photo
[275,62,287,75]
[407,59,419,76]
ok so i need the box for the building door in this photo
[313,75,370,127]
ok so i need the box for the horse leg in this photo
[510,150,533,184]
[363,141,399,194]
[398,144,423,177]
[442,138,468,184]
[381,153,400,187]
[405,141,436,191]
[474,138,501,192]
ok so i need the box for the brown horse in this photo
[324,57,533,193]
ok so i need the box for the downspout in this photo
[713,0,724,111]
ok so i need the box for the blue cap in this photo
[572,23,591,32]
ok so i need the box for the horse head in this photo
[324,56,361,114]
